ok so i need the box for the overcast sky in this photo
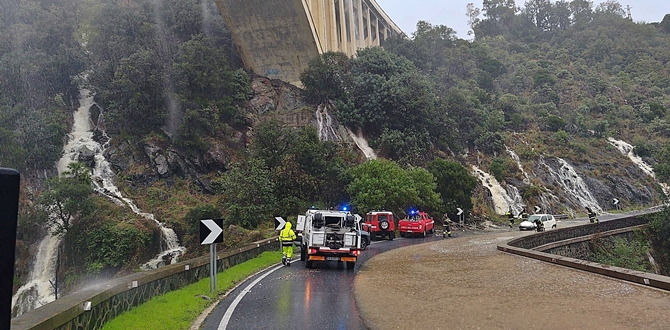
[376,0,670,39]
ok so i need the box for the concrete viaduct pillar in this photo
[213,0,403,85]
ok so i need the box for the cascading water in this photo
[505,146,530,184]
[11,87,96,316]
[540,157,603,213]
[607,137,670,197]
[10,229,61,316]
[315,103,340,142]
[472,166,524,215]
[79,90,186,270]
[347,127,377,160]
[12,86,185,316]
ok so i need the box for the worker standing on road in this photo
[507,207,515,228]
[586,207,598,223]
[279,222,297,266]
[442,213,452,238]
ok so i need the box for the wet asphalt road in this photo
[200,232,445,330]
[200,209,659,330]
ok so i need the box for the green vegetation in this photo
[591,233,653,273]
[102,251,281,330]
[645,207,670,275]
[7,0,670,295]
[427,158,478,213]
[346,159,441,216]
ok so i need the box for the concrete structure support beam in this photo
[214,0,402,84]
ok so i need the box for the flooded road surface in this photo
[355,220,670,330]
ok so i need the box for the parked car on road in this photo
[519,214,556,231]
[399,210,434,237]
[363,211,396,240]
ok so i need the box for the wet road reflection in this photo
[201,234,442,330]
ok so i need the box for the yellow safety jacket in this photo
[279,222,296,246]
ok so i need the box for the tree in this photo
[570,0,594,25]
[594,0,625,17]
[173,35,234,101]
[335,47,439,162]
[523,0,552,31]
[466,3,481,35]
[299,52,352,103]
[347,159,439,216]
[427,158,478,213]
[37,176,96,237]
[549,1,572,30]
[214,158,276,229]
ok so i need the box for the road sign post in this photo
[613,198,620,210]
[200,218,224,293]
[0,168,19,330]
[456,208,464,229]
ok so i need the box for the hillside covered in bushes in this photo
[3,0,670,304]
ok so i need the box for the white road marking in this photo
[218,260,296,329]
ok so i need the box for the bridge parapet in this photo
[214,0,403,84]
[498,216,670,292]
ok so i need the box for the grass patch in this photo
[102,251,281,330]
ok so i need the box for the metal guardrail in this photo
[11,237,280,330]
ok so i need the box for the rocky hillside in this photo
[5,0,670,314]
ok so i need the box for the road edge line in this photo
[189,260,286,330]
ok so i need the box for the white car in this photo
[519,214,556,231]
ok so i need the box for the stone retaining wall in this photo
[11,238,280,330]
[498,216,670,292]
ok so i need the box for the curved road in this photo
[201,210,665,329]
[200,233,444,330]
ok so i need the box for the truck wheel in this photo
[346,262,355,270]
[400,232,405,238]
[300,245,306,261]
[389,231,395,241]
[305,260,313,269]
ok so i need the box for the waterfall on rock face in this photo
[12,87,186,316]
[472,166,524,215]
[540,157,603,213]
[607,137,670,197]
[11,88,95,316]
[347,127,377,160]
[316,103,339,142]
[505,146,530,184]
[81,92,185,270]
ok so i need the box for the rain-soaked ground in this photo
[354,227,670,330]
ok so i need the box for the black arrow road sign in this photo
[200,218,224,245]
[613,198,620,205]
[456,208,463,216]
[534,205,541,213]
[275,217,286,231]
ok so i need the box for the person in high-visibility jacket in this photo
[279,222,297,266]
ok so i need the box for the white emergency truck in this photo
[296,209,363,270]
